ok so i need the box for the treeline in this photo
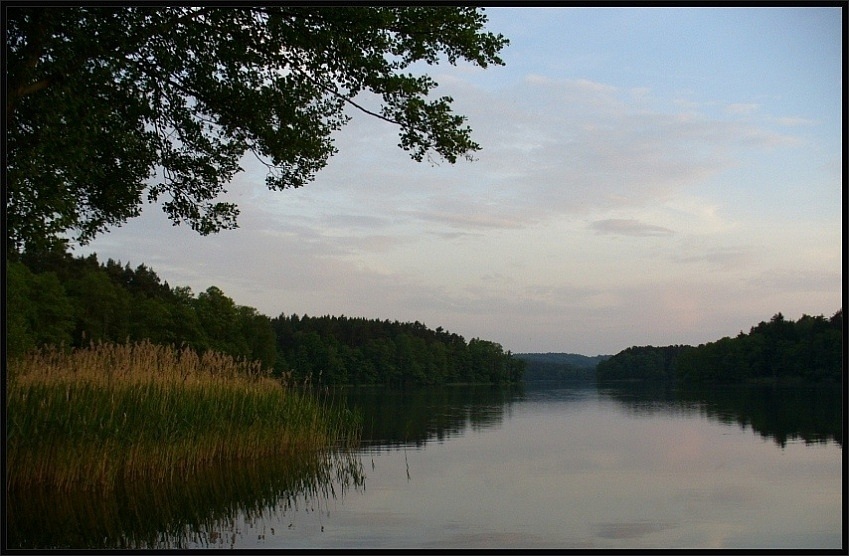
[677,311,843,382]
[594,345,693,382]
[6,249,523,386]
[272,314,524,386]
[516,353,610,381]
[7,250,278,369]
[596,311,843,383]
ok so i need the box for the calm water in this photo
[7,382,843,549]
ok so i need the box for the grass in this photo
[6,340,361,492]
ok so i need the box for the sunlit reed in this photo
[6,341,361,492]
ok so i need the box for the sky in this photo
[76,7,844,356]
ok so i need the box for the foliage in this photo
[516,352,611,381]
[10,248,278,368]
[6,260,75,355]
[597,311,843,383]
[676,311,843,383]
[8,248,523,385]
[6,341,362,493]
[6,6,507,252]
[272,313,525,386]
[596,345,693,382]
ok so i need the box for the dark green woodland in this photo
[596,311,843,383]
[9,245,840,387]
[7,248,523,387]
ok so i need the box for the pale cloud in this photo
[590,218,674,237]
[452,77,801,226]
[725,103,760,115]
[593,521,675,540]
[277,72,804,243]
[671,97,712,111]
[422,271,753,352]
[660,197,736,235]
[629,87,652,98]
[71,10,840,356]
[772,116,816,127]
[523,73,551,85]
[669,247,756,271]
[407,208,529,230]
[319,213,395,231]
[745,267,843,296]
[573,77,618,94]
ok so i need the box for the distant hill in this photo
[515,352,612,382]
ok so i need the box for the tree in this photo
[193,286,248,357]
[128,296,173,345]
[6,260,75,356]
[6,7,508,252]
[236,306,277,370]
[5,261,34,356]
[65,267,131,344]
[168,286,208,349]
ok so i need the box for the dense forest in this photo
[594,345,694,382]
[6,249,523,386]
[273,314,523,386]
[10,248,839,386]
[516,353,610,381]
[596,311,843,383]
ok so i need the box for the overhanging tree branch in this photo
[6,6,507,252]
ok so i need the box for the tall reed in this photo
[6,341,361,492]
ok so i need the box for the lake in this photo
[7,382,843,550]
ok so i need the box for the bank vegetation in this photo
[6,341,360,492]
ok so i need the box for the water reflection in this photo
[598,382,843,448]
[7,450,364,549]
[345,385,524,449]
[346,382,841,451]
[8,382,840,549]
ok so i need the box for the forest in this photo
[516,352,610,381]
[596,311,843,383]
[10,247,839,387]
[6,248,523,387]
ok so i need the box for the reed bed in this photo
[6,341,361,492]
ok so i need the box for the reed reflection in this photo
[7,450,364,549]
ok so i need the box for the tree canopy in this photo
[596,311,843,383]
[8,248,524,386]
[5,6,508,252]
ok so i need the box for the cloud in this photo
[445,76,800,222]
[71,52,836,356]
[590,218,674,236]
[319,213,395,231]
[630,86,652,98]
[593,521,675,540]
[573,77,619,94]
[772,116,816,127]
[745,268,843,295]
[670,246,755,270]
[725,103,760,115]
[408,209,529,230]
[405,193,532,231]
[243,71,805,244]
